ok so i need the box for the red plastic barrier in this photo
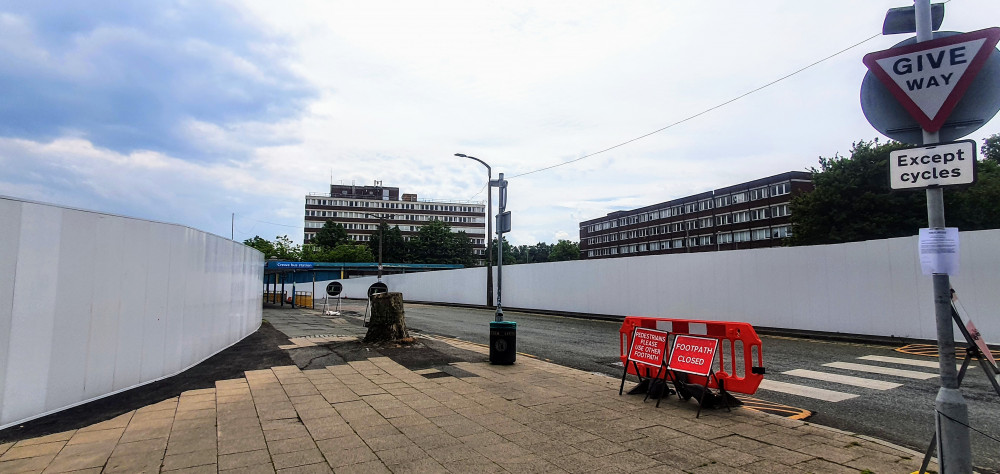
[619,316,764,395]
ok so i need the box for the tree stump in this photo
[364,292,409,343]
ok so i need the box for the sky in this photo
[2,1,999,247]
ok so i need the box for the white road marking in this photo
[758,380,858,402]
[823,361,938,380]
[858,355,961,370]
[783,369,901,390]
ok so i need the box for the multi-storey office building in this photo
[304,182,487,257]
[579,171,813,259]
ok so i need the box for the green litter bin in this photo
[489,321,517,365]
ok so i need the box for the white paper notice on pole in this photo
[919,228,959,275]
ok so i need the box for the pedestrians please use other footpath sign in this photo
[627,328,669,368]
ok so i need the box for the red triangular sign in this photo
[863,27,1000,133]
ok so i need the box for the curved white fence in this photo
[0,196,263,430]
[327,229,1000,344]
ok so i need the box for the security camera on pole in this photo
[861,2,1000,471]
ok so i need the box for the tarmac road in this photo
[399,302,1000,473]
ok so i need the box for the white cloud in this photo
[3,0,1000,248]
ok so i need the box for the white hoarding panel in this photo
[45,210,98,411]
[113,218,150,391]
[0,199,22,419]
[3,203,62,423]
[85,215,125,400]
[0,197,262,430]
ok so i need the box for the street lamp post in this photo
[455,153,494,308]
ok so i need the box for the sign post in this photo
[490,173,510,322]
[861,3,1000,471]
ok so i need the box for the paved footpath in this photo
[0,305,936,473]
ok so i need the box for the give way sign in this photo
[862,27,1000,133]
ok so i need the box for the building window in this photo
[733,230,751,242]
[733,211,750,223]
[770,182,791,196]
[749,187,769,201]
[772,225,791,238]
[771,204,790,217]
[717,232,733,244]
[698,217,713,228]
[750,207,770,220]
[732,192,748,204]
[715,214,732,226]
[698,235,713,246]
[715,195,731,207]
[751,228,770,240]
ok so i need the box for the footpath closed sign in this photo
[667,335,718,376]
[889,140,977,189]
[627,328,669,368]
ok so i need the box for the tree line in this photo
[243,218,581,266]
[788,132,1000,245]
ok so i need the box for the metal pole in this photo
[495,172,505,322]
[486,168,493,308]
[456,154,494,308]
[915,1,971,471]
[378,217,383,282]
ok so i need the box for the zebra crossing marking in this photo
[758,379,859,402]
[783,369,902,390]
[823,361,938,380]
[858,354,961,370]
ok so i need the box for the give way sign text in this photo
[863,27,1000,133]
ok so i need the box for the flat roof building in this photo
[304,182,486,256]
[579,171,813,259]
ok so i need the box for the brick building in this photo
[579,171,813,259]
[304,182,486,257]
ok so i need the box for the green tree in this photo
[367,222,408,263]
[312,220,348,249]
[548,240,580,261]
[272,235,302,260]
[242,235,300,260]
[243,235,275,257]
[410,220,475,266]
[302,243,375,263]
[790,137,1000,246]
[530,242,552,263]
[491,237,517,265]
[983,132,1000,163]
